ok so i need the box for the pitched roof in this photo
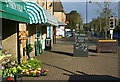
[53,0,65,12]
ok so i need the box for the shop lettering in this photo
[5,0,24,12]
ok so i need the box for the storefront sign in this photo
[73,33,88,57]
[0,0,29,23]
[5,0,26,12]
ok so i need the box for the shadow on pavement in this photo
[51,50,99,57]
[42,62,120,80]
[42,62,76,75]
[63,71,120,80]
[88,55,98,56]
[50,51,73,56]
[88,49,97,53]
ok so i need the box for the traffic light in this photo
[114,17,118,26]
[109,17,115,29]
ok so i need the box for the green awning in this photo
[26,1,58,26]
[0,0,30,23]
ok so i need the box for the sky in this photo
[61,1,118,23]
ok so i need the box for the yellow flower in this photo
[27,72,29,74]
[37,68,41,70]
[35,69,37,72]
[34,71,36,74]
[26,69,28,72]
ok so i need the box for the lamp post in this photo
[86,0,92,33]
[86,0,88,33]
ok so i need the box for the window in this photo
[37,0,39,4]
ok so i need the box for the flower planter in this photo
[96,40,118,53]
[14,75,22,82]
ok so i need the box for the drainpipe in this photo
[0,18,2,56]
[17,23,20,64]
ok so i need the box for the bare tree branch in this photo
[96,2,104,10]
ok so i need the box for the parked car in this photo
[67,31,73,36]
[94,32,97,36]
[66,32,72,37]
[113,33,120,39]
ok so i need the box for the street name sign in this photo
[73,33,88,57]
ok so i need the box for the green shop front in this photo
[0,0,30,63]
[26,1,58,56]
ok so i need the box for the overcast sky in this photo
[61,1,118,23]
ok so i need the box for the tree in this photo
[66,10,83,31]
[95,1,117,39]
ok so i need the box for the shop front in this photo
[0,0,30,63]
[56,22,67,38]
[26,1,58,56]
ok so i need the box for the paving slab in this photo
[22,38,119,81]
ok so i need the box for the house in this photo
[53,0,67,38]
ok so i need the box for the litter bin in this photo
[45,38,51,50]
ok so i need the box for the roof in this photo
[58,22,67,26]
[53,0,65,12]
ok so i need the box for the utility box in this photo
[73,33,88,57]
[45,38,51,50]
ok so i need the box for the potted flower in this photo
[2,68,13,81]
[40,70,48,76]
[36,71,41,76]
[2,69,8,81]
[25,43,33,59]
[12,66,22,82]
[20,58,48,77]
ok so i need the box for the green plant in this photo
[12,66,22,75]
[21,58,41,69]
[0,71,2,77]
[25,43,33,59]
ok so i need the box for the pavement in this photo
[22,37,120,81]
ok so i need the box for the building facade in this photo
[0,0,30,63]
[53,0,67,38]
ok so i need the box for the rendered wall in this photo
[2,19,18,59]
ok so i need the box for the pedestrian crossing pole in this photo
[109,16,115,40]
[110,30,113,39]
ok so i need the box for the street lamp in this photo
[86,0,92,33]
